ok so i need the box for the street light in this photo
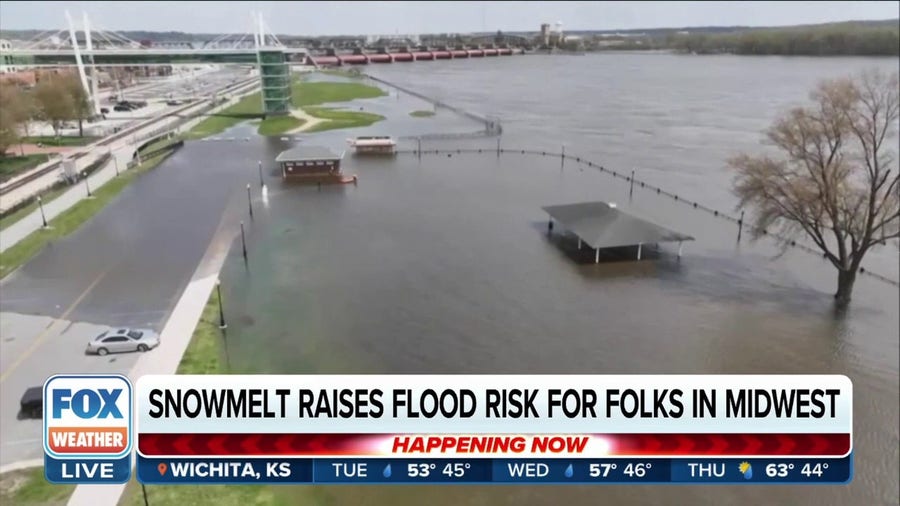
[83,172,92,197]
[240,221,248,263]
[246,183,253,219]
[37,195,48,228]
[216,279,227,329]
[258,160,264,187]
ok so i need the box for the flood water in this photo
[198,53,897,505]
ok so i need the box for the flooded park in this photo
[1,52,895,505]
[204,54,897,505]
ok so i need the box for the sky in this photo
[0,1,897,35]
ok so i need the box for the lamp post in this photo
[113,155,119,176]
[216,279,227,329]
[83,172,92,197]
[246,183,253,219]
[240,221,248,263]
[37,195,48,228]
[258,160,264,187]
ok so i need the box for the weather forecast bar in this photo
[135,455,852,484]
[136,432,852,457]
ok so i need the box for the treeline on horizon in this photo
[2,19,898,57]
[664,21,899,56]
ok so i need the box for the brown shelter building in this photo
[276,146,350,183]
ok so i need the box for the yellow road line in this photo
[0,267,111,384]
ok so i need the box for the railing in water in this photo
[398,146,899,288]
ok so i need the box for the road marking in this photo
[0,267,111,384]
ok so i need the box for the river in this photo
[204,53,898,505]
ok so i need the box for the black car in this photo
[113,104,130,112]
[100,107,110,114]
[20,386,42,418]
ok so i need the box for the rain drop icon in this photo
[383,464,392,478]
[564,464,574,478]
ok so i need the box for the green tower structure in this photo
[257,49,292,116]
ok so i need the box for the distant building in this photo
[540,24,551,46]
[1,39,18,73]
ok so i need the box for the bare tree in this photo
[730,69,899,305]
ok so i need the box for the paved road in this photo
[0,133,268,467]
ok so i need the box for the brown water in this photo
[208,53,898,505]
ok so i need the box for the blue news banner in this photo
[136,455,853,485]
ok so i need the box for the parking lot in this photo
[25,66,251,139]
[111,66,251,103]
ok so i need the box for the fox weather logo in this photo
[43,374,133,484]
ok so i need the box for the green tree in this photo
[33,76,74,139]
[61,74,93,137]
[0,83,25,156]
[730,70,899,305]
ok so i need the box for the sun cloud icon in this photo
[739,462,752,479]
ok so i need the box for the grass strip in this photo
[0,154,52,182]
[21,136,98,147]
[304,107,385,132]
[182,93,264,140]
[291,80,385,107]
[257,116,305,136]
[0,467,76,505]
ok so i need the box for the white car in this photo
[86,328,160,356]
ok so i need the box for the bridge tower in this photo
[255,13,292,116]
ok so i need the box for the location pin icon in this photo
[158,462,168,476]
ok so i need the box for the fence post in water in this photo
[496,137,500,158]
[629,170,635,199]
[240,221,248,263]
[561,144,565,170]
[737,210,745,242]
[417,137,421,160]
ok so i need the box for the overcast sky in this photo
[1,1,897,35]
